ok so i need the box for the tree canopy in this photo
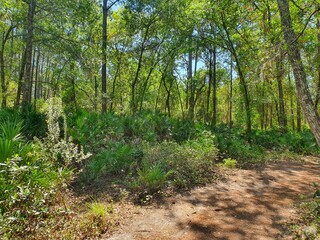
[1,0,320,137]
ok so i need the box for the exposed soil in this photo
[106,157,320,240]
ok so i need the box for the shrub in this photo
[220,158,237,169]
[250,129,320,154]
[0,107,47,140]
[214,125,265,163]
[137,162,172,193]
[142,131,218,189]
[0,98,90,238]
[81,142,136,182]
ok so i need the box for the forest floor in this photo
[103,156,320,240]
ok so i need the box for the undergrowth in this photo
[0,99,90,239]
[2,106,319,238]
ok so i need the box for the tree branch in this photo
[292,8,320,44]
[289,0,304,11]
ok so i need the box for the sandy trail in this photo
[107,157,320,240]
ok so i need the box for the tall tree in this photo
[221,12,251,133]
[101,0,108,113]
[22,0,36,107]
[102,0,121,113]
[0,25,15,108]
[277,0,320,145]
[276,47,287,130]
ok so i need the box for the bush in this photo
[250,129,320,154]
[0,98,90,238]
[81,142,136,182]
[220,158,237,169]
[214,126,265,164]
[142,130,218,189]
[0,107,47,140]
[137,162,172,193]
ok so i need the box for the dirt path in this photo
[107,157,320,240]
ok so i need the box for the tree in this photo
[0,25,15,108]
[102,0,121,113]
[21,0,36,107]
[277,0,320,146]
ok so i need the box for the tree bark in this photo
[22,0,36,107]
[315,18,320,109]
[110,60,120,112]
[297,98,302,132]
[277,0,320,145]
[187,51,194,120]
[101,0,108,113]
[288,70,295,131]
[229,54,233,128]
[206,49,212,123]
[94,75,98,111]
[212,45,217,128]
[15,48,27,107]
[33,47,40,109]
[276,47,287,130]
[0,26,14,108]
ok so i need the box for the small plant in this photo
[220,158,238,169]
[137,162,172,193]
[0,119,24,162]
[87,201,108,218]
[38,98,91,167]
[79,200,114,237]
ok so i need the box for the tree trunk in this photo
[131,24,150,114]
[70,63,77,111]
[288,70,295,131]
[110,68,118,112]
[175,78,185,119]
[22,0,36,107]
[163,74,171,117]
[269,104,273,129]
[206,49,212,123]
[260,83,265,130]
[33,47,40,109]
[277,0,320,145]
[222,13,251,133]
[15,48,27,107]
[212,45,217,128]
[94,75,98,111]
[229,54,233,128]
[154,75,163,112]
[276,47,287,130]
[1,26,15,108]
[101,0,108,113]
[187,51,195,120]
[315,18,320,109]
[139,66,153,112]
[297,98,302,132]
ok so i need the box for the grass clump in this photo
[137,162,172,193]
